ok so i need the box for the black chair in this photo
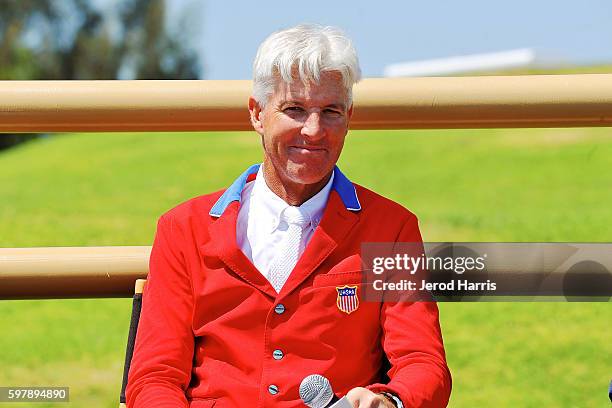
[119,279,147,408]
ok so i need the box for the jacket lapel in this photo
[200,164,361,299]
[279,190,360,297]
[200,201,278,298]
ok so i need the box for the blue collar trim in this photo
[209,164,361,217]
[331,166,362,211]
[209,163,260,217]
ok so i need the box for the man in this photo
[126,24,451,408]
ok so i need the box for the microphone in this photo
[299,374,352,408]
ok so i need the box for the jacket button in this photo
[272,349,284,360]
[268,384,279,395]
[274,304,286,314]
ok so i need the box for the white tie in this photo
[268,206,309,293]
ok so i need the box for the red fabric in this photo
[126,184,451,408]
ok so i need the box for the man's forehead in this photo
[272,71,348,104]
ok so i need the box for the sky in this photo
[169,0,612,80]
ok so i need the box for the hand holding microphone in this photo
[300,375,396,408]
[299,374,351,408]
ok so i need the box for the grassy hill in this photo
[0,128,611,407]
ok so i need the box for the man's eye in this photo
[324,109,342,117]
[284,106,303,113]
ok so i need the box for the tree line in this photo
[0,0,202,150]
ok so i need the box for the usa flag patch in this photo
[336,285,359,314]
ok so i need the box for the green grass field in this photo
[1,128,611,407]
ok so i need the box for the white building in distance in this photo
[383,48,564,77]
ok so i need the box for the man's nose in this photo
[301,111,324,139]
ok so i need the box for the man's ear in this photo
[248,96,264,135]
[347,103,353,120]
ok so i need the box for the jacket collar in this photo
[209,163,361,217]
[202,186,360,299]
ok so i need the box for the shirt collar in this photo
[209,163,361,217]
[251,165,334,231]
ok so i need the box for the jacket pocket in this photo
[190,399,216,408]
[312,271,363,287]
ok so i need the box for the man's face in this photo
[249,71,353,188]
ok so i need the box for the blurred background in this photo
[0,0,610,406]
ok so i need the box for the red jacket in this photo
[126,164,451,408]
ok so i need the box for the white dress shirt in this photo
[236,165,334,287]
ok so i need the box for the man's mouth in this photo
[289,145,326,153]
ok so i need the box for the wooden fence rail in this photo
[1,75,612,132]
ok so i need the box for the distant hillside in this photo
[1,128,611,246]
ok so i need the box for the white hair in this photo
[252,24,362,107]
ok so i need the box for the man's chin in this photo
[286,165,333,186]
